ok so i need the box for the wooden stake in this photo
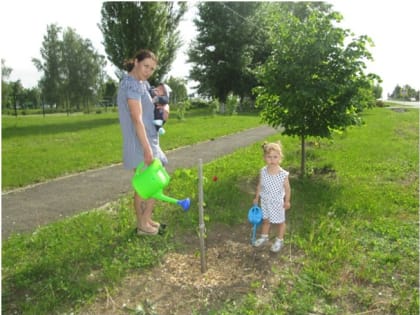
[198,159,207,273]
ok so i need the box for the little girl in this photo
[253,142,291,252]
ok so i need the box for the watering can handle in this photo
[135,159,159,176]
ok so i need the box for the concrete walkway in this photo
[2,126,278,239]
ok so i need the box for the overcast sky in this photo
[1,0,418,97]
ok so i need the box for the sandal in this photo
[137,227,158,235]
[150,221,160,229]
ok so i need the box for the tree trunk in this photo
[300,134,306,177]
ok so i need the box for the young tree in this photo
[100,1,187,82]
[254,3,379,176]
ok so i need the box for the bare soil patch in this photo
[80,222,303,315]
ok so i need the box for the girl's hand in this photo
[284,201,291,210]
[253,197,259,205]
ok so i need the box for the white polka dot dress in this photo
[259,166,289,224]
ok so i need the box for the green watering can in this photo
[132,159,190,211]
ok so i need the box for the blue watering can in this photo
[248,204,263,245]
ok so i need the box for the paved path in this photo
[2,126,278,239]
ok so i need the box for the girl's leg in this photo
[270,222,286,252]
[254,219,270,247]
[278,221,286,240]
[261,219,271,235]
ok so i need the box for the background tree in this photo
[188,2,264,107]
[24,87,41,109]
[1,59,13,109]
[373,83,383,99]
[61,27,106,112]
[9,80,25,116]
[166,76,188,104]
[100,79,118,107]
[100,1,187,83]
[390,84,418,101]
[254,3,379,176]
[33,24,63,107]
[33,24,106,112]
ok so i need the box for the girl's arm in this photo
[253,173,261,205]
[284,176,291,210]
[128,98,153,165]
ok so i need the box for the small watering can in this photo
[132,159,190,211]
[248,204,263,245]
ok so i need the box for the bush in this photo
[376,99,385,107]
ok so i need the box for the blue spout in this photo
[177,198,190,211]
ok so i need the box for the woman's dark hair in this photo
[123,49,158,72]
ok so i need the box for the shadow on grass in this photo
[2,117,119,139]
[287,174,344,237]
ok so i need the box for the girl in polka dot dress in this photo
[253,142,291,252]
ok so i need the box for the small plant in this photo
[225,93,239,115]
[209,98,220,115]
[175,99,191,120]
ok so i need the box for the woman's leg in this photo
[134,192,157,232]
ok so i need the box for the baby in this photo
[150,83,171,135]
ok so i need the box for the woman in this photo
[117,49,168,235]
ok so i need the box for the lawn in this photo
[1,111,262,190]
[2,107,418,314]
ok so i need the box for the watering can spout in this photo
[177,198,190,211]
[152,192,190,211]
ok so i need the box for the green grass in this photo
[213,108,419,314]
[1,111,262,189]
[2,107,418,314]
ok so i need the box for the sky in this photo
[1,0,418,98]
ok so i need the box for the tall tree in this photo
[188,2,264,104]
[32,24,62,106]
[254,3,379,176]
[1,59,13,109]
[166,76,188,104]
[9,80,25,115]
[33,25,106,111]
[61,28,106,111]
[100,1,187,83]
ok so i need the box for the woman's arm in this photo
[128,98,153,165]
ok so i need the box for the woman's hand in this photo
[144,147,154,165]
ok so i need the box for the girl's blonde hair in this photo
[262,141,284,162]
